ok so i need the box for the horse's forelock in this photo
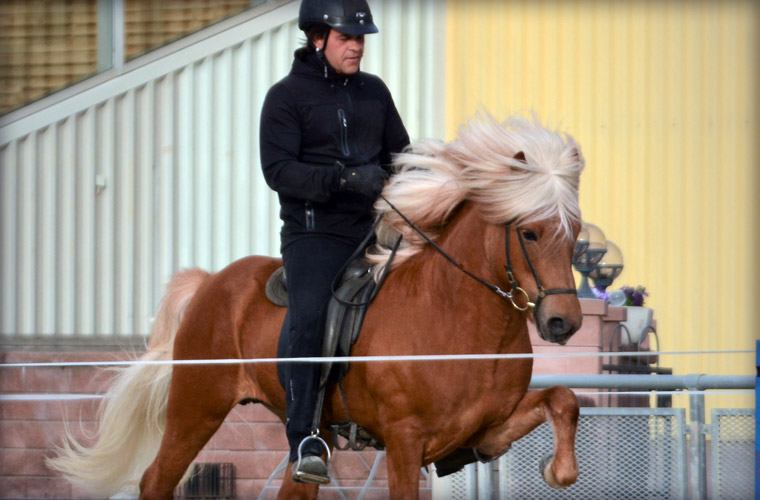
[455,115,582,235]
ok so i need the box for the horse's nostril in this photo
[548,317,566,335]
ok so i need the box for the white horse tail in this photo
[47,268,211,498]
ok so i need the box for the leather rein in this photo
[378,195,577,315]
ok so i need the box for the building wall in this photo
[0,0,252,115]
[444,0,758,405]
[0,0,445,339]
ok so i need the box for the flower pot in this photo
[620,306,654,344]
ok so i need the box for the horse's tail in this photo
[47,268,211,498]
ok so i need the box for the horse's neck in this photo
[434,202,495,274]
[411,202,528,350]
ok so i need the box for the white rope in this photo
[0,349,752,369]
[0,394,106,401]
[0,389,751,402]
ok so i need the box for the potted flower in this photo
[619,286,652,344]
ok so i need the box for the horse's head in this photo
[448,115,585,344]
[367,113,585,346]
[502,217,583,345]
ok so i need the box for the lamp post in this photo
[589,240,624,291]
[573,222,607,298]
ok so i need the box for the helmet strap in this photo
[316,28,331,78]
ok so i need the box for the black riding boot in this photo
[276,236,358,463]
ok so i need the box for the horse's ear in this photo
[514,151,527,163]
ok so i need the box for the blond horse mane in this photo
[367,114,584,277]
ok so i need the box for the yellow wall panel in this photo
[445,0,758,405]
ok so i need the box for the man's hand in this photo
[338,164,389,199]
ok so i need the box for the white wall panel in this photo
[1,143,17,334]
[17,132,36,335]
[0,0,445,338]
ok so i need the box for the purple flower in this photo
[591,285,610,301]
[622,285,648,306]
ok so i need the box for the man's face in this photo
[316,29,365,75]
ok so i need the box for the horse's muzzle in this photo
[538,314,581,345]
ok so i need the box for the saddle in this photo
[264,251,494,471]
[265,259,377,378]
[265,257,384,451]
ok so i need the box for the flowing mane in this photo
[367,114,585,275]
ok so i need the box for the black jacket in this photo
[260,48,409,247]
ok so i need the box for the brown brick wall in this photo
[0,350,429,499]
[0,0,98,114]
[0,0,250,115]
[124,0,251,61]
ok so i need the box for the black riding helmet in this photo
[299,0,379,35]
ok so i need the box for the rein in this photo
[378,195,576,314]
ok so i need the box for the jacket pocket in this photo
[304,201,315,231]
[337,108,350,156]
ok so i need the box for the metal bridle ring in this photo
[509,286,535,311]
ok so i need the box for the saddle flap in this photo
[265,260,378,386]
[320,260,376,386]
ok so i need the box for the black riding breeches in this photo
[277,236,358,462]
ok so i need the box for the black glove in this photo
[338,163,389,199]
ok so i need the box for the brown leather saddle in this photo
[264,249,494,471]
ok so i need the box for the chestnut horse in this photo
[49,115,585,499]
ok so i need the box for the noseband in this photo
[379,195,576,315]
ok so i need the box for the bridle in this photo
[505,222,578,312]
[379,195,577,315]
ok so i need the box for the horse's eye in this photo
[522,230,538,242]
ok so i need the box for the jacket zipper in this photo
[337,108,350,156]
[305,201,315,230]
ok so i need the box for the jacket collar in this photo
[292,48,364,87]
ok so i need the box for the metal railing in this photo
[433,374,754,500]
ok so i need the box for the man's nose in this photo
[348,39,363,51]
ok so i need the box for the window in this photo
[0,0,254,115]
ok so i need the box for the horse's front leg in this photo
[476,386,579,488]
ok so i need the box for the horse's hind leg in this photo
[476,386,580,488]
[139,364,239,500]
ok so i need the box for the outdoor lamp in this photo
[573,224,589,260]
[589,240,624,291]
[572,222,607,298]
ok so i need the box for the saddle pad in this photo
[265,266,288,307]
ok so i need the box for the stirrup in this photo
[292,431,332,485]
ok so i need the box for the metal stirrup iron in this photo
[293,429,332,483]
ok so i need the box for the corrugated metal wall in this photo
[445,0,758,395]
[0,0,444,338]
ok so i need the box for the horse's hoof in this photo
[539,453,562,489]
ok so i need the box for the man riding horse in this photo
[259,0,409,484]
